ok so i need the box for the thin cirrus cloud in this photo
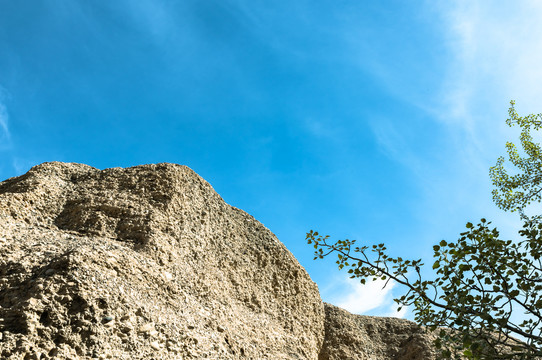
[0,86,14,178]
[372,1,542,171]
[439,0,542,121]
[434,1,542,229]
[0,87,10,145]
[449,0,542,171]
[0,103,8,140]
[374,1,542,230]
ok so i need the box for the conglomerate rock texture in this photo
[319,303,437,360]
[0,162,440,359]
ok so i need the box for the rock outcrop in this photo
[319,304,437,360]
[0,162,439,359]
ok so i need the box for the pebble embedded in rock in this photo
[163,271,173,281]
[138,323,154,333]
[150,341,161,351]
[121,325,132,333]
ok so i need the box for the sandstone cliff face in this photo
[0,162,439,360]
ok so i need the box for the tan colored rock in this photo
[320,303,438,360]
[0,162,324,359]
[2,162,472,359]
[137,323,154,334]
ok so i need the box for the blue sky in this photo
[1,1,542,318]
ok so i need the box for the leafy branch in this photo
[308,218,542,359]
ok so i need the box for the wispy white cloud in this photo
[0,85,17,181]
[324,276,407,318]
[370,1,542,230]
[0,103,8,139]
[0,86,11,146]
[370,1,542,161]
[433,0,542,223]
[439,0,542,119]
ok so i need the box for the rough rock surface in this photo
[0,162,445,360]
[320,303,438,360]
[0,162,324,359]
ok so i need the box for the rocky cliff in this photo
[0,162,437,359]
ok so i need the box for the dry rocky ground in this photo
[0,162,439,359]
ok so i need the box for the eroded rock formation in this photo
[0,162,438,359]
[319,303,437,360]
